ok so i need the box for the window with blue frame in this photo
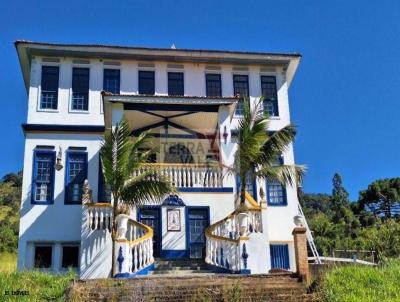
[266,180,287,205]
[72,68,89,111]
[138,70,155,95]
[261,76,278,117]
[270,244,290,270]
[168,72,184,96]
[40,66,59,110]
[103,69,120,94]
[205,74,222,97]
[32,150,56,204]
[65,152,87,204]
[233,74,249,116]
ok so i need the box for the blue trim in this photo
[160,250,188,259]
[186,206,210,259]
[131,120,207,139]
[137,206,162,257]
[114,263,155,278]
[22,124,105,133]
[178,187,233,193]
[240,269,251,274]
[31,149,56,205]
[64,150,88,205]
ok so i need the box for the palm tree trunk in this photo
[240,173,246,205]
[111,194,118,277]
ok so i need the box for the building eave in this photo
[15,40,302,93]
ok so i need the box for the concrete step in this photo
[67,274,315,302]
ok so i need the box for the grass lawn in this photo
[0,252,17,273]
[0,270,75,302]
[321,259,400,302]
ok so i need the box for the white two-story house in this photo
[15,40,302,279]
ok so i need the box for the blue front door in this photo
[138,207,161,257]
[187,208,209,259]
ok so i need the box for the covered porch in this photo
[102,93,238,190]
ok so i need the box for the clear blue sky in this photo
[1,0,399,200]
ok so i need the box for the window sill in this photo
[267,203,288,207]
[69,110,90,114]
[31,201,54,205]
[37,109,59,113]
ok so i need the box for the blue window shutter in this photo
[31,150,56,204]
[65,151,88,204]
[270,244,290,270]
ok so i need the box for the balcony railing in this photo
[133,163,224,188]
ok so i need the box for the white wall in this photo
[17,132,103,271]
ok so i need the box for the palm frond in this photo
[260,124,297,163]
[121,170,175,206]
[255,164,307,187]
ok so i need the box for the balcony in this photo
[133,163,224,189]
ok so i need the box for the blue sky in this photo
[1,0,399,200]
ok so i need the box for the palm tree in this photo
[230,97,306,206]
[100,119,174,275]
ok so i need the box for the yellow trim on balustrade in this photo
[245,192,261,210]
[115,219,154,246]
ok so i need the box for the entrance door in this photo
[138,207,161,257]
[187,208,209,259]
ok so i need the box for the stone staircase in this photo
[67,273,316,302]
[150,259,213,275]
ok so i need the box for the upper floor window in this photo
[206,74,222,97]
[266,180,287,206]
[40,66,59,110]
[139,70,155,95]
[103,69,120,94]
[65,151,87,204]
[233,75,249,116]
[32,150,56,204]
[168,72,184,96]
[261,76,278,117]
[72,68,89,111]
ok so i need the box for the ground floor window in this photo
[62,245,79,269]
[270,244,290,270]
[34,245,52,268]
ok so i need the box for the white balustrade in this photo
[205,203,263,272]
[114,216,154,276]
[86,203,113,231]
[133,164,223,188]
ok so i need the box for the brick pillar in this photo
[292,227,310,282]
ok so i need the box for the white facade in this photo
[16,41,301,278]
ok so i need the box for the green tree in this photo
[355,219,400,262]
[358,178,400,219]
[230,97,305,205]
[100,119,174,275]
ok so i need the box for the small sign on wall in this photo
[167,209,181,232]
